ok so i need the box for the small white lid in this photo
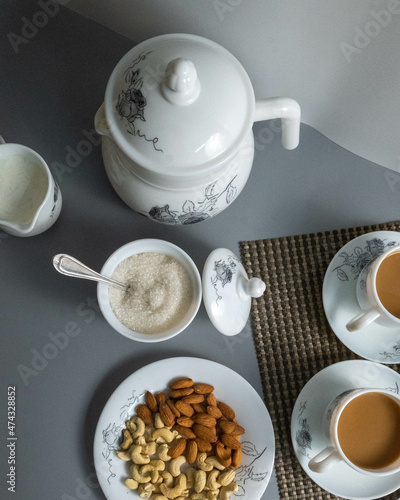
[202,248,266,336]
[104,34,255,178]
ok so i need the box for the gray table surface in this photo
[1,3,400,500]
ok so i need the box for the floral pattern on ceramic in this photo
[144,176,238,225]
[380,341,400,361]
[209,254,240,305]
[294,402,312,458]
[116,51,163,153]
[332,237,397,282]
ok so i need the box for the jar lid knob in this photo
[162,58,201,106]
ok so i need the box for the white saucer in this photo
[323,231,400,363]
[291,360,400,499]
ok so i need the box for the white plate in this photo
[323,231,400,363]
[291,360,400,499]
[94,357,275,500]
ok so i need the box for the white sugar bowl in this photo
[95,34,300,225]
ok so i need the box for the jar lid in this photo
[202,248,266,336]
[104,34,255,178]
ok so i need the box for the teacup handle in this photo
[308,446,342,473]
[345,309,380,332]
[0,135,5,145]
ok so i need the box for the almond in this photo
[206,393,217,406]
[145,391,157,412]
[185,440,198,464]
[159,401,175,427]
[136,404,153,426]
[220,433,241,450]
[217,402,235,420]
[193,383,214,394]
[173,424,196,439]
[231,447,242,469]
[215,442,232,462]
[155,392,166,404]
[233,424,246,435]
[182,394,204,404]
[169,377,194,389]
[193,424,218,443]
[175,400,194,417]
[192,403,206,413]
[166,399,181,417]
[194,438,213,453]
[193,413,217,428]
[177,416,194,427]
[207,405,222,419]
[168,438,187,458]
[219,420,237,434]
[169,388,194,398]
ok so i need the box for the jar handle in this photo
[94,103,112,139]
[254,97,301,150]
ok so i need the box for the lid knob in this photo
[162,58,201,106]
[238,276,266,299]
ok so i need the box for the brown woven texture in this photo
[239,221,400,500]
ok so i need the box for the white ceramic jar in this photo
[95,34,301,225]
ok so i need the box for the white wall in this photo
[61,0,400,172]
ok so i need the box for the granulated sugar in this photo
[108,252,193,334]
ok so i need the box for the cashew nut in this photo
[191,492,207,499]
[218,470,235,486]
[131,445,150,465]
[155,413,165,429]
[138,483,156,499]
[131,464,151,484]
[170,455,186,477]
[136,435,147,446]
[205,456,225,471]
[116,449,132,461]
[152,496,169,500]
[160,471,174,487]
[206,491,219,500]
[195,452,213,472]
[206,469,220,491]
[156,443,171,462]
[160,474,186,499]
[149,459,166,472]
[194,470,207,493]
[152,428,177,443]
[140,464,160,484]
[121,429,133,450]
[145,426,156,442]
[185,467,196,489]
[220,483,239,500]
[124,478,139,490]
[142,440,157,456]
[126,416,145,439]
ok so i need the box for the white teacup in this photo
[346,245,400,332]
[308,388,400,476]
[0,139,62,237]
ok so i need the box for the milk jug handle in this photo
[254,97,301,150]
[345,309,380,332]
[308,446,342,473]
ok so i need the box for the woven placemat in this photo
[239,221,400,500]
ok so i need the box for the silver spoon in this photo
[52,254,131,292]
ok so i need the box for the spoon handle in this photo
[52,254,128,291]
